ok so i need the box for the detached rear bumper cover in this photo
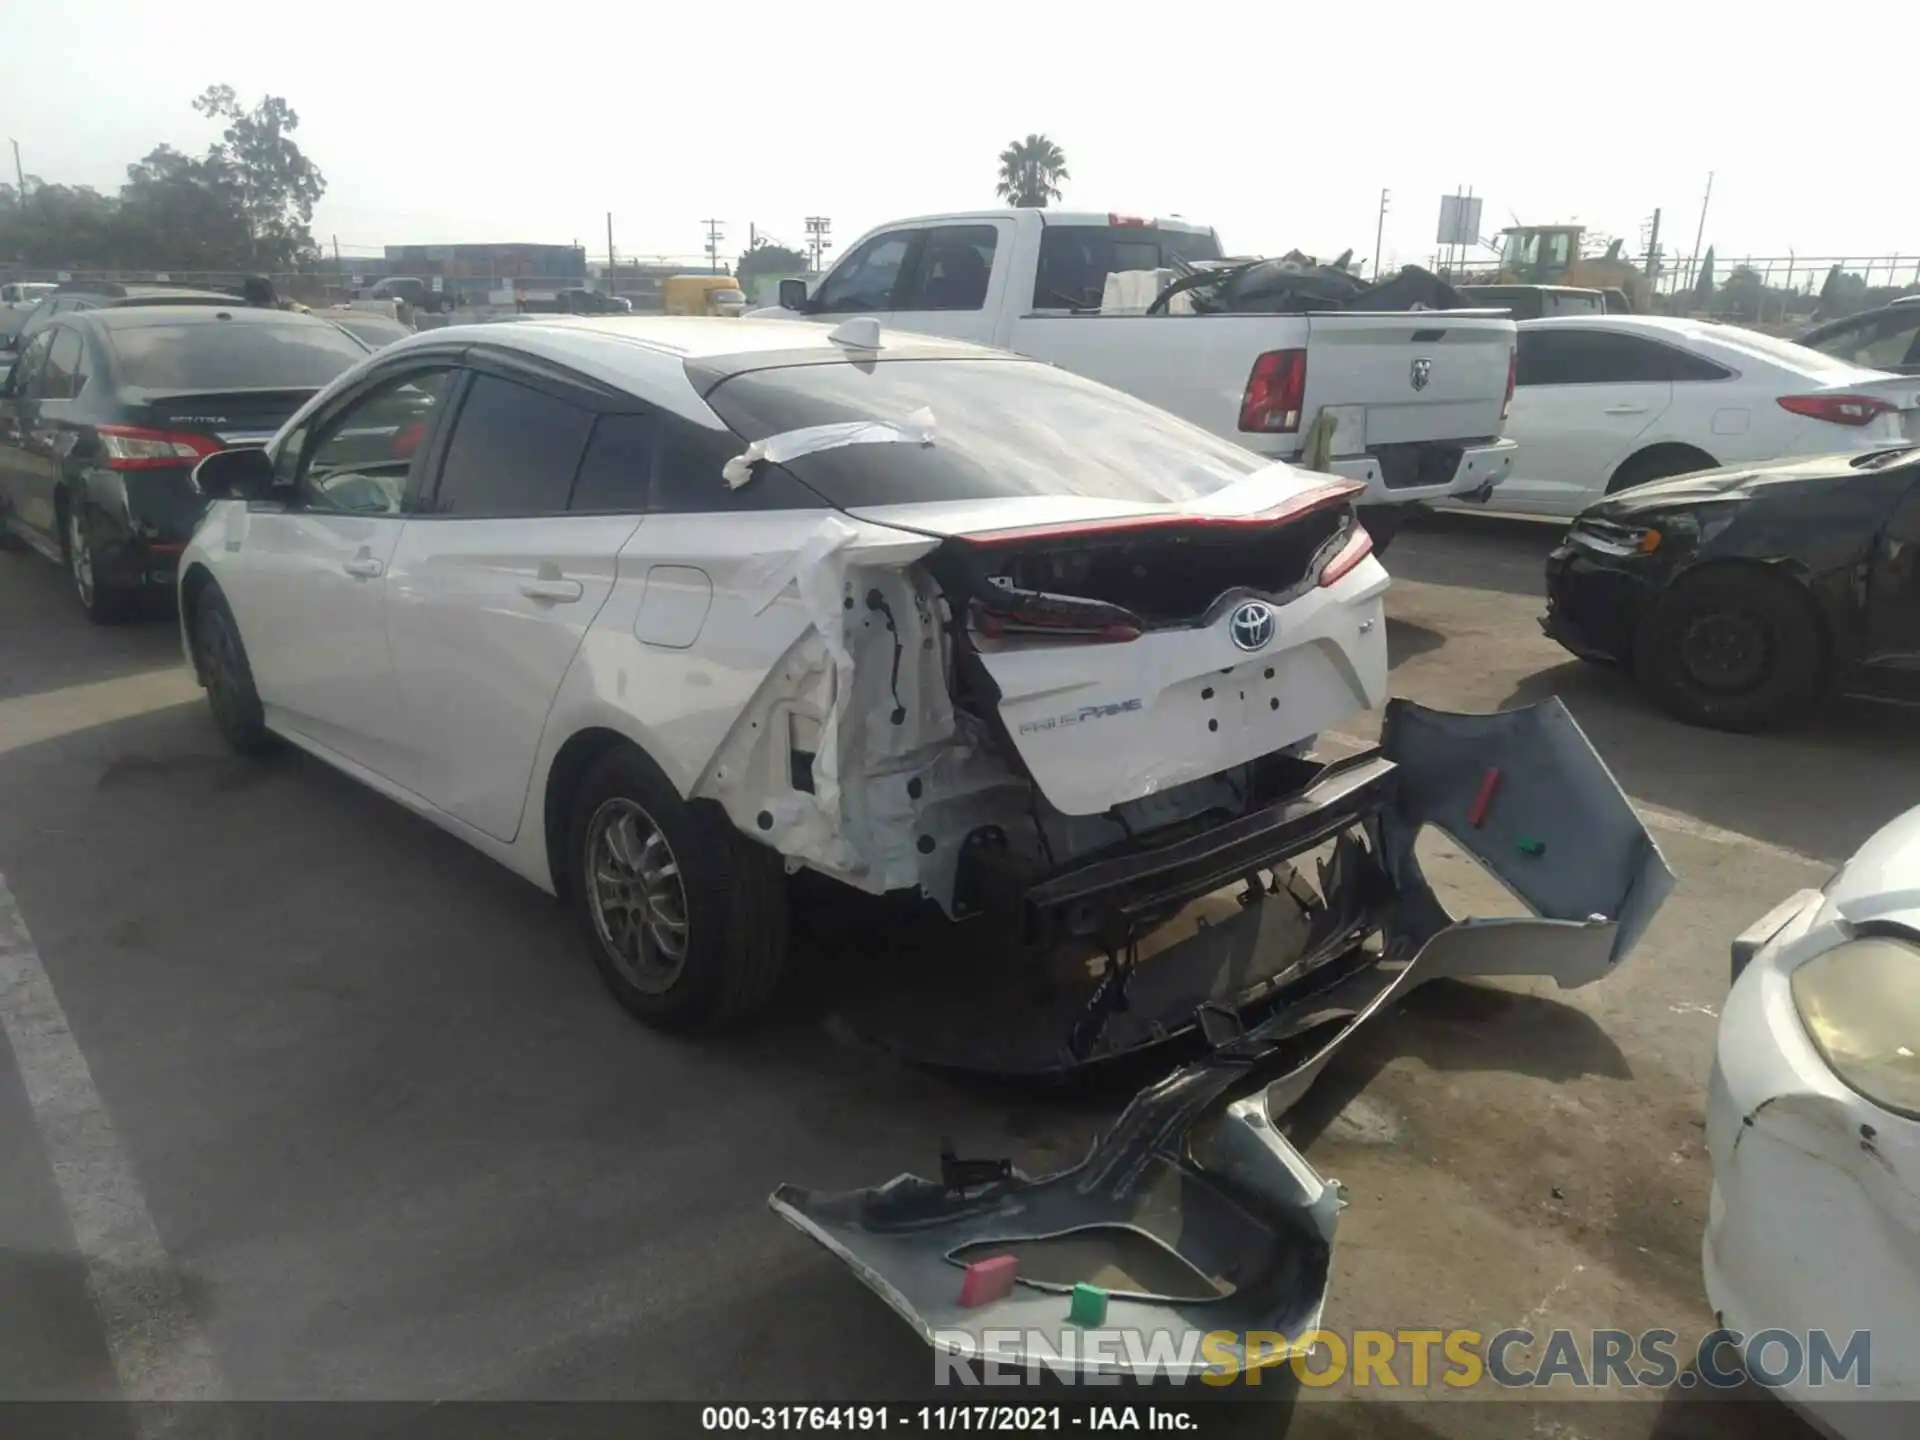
[771,698,1674,1379]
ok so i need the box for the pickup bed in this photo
[748,209,1519,540]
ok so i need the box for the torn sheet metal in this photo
[722,406,936,490]
[696,512,1025,893]
[770,698,1677,1377]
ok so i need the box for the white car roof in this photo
[1517,312,1886,382]
[377,315,1021,427]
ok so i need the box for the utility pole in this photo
[702,219,725,273]
[1689,172,1713,287]
[606,212,616,291]
[9,138,23,196]
[804,216,832,272]
[1372,189,1390,280]
[1643,208,1661,279]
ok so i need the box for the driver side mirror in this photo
[778,277,810,311]
[192,445,277,502]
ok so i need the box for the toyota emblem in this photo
[1228,601,1276,652]
[1410,357,1432,391]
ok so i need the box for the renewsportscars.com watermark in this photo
[931,1326,1874,1390]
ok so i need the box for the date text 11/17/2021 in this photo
[700,1405,1199,1431]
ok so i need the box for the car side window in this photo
[895,224,998,312]
[811,230,915,314]
[42,329,84,400]
[651,414,820,513]
[1515,330,1676,386]
[6,332,55,398]
[569,412,656,513]
[298,367,457,515]
[420,372,593,518]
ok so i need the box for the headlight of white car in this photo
[1789,935,1920,1119]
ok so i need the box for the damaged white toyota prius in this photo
[181,315,1673,1375]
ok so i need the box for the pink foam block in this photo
[958,1255,1019,1308]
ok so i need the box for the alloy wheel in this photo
[68,506,94,607]
[585,798,691,994]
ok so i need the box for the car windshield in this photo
[704,357,1268,508]
[107,319,370,389]
[1700,326,1866,376]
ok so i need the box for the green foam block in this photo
[1067,1282,1109,1328]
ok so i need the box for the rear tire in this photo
[566,745,790,1030]
[1607,446,1717,495]
[193,584,273,755]
[1633,569,1822,732]
[64,499,132,624]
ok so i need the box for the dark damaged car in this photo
[1544,445,1920,730]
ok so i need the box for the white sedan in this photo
[1456,315,1920,520]
[1706,806,1919,1437]
[176,315,1397,1031]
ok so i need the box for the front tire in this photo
[1634,569,1822,732]
[566,746,789,1029]
[193,584,273,755]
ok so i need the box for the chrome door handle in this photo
[520,577,584,603]
[1603,404,1649,415]
[343,556,385,579]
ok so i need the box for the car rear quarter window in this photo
[651,414,821,513]
[424,372,593,517]
[704,357,1266,508]
[568,412,655,512]
[1516,329,1688,386]
[108,319,370,390]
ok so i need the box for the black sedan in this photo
[1543,445,1920,731]
[0,304,372,621]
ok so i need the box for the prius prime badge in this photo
[1228,601,1277,652]
[1410,357,1432,391]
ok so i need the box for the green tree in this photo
[192,85,327,268]
[737,238,809,289]
[0,180,120,266]
[995,134,1069,209]
[1693,246,1716,307]
[116,145,251,270]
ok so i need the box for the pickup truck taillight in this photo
[1776,393,1896,427]
[1503,347,1517,422]
[1239,349,1307,433]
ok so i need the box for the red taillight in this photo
[1240,348,1308,433]
[1107,213,1152,228]
[1317,526,1375,587]
[393,421,425,457]
[96,425,223,471]
[964,479,1364,545]
[1502,347,1517,422]
[1776,394,1896,427]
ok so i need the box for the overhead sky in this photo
[7,0,1913,279]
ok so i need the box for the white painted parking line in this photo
[0,873,226,1406]
[1318,730,1825,871]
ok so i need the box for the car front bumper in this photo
[1703,890,1920,1434]
[1541,529,1673,666]
[775,697,1677,1380]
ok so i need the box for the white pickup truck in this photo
[748,209,1518,545]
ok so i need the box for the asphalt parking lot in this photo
[4,513,1916,1435]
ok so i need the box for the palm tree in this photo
[995,134,1069,209]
